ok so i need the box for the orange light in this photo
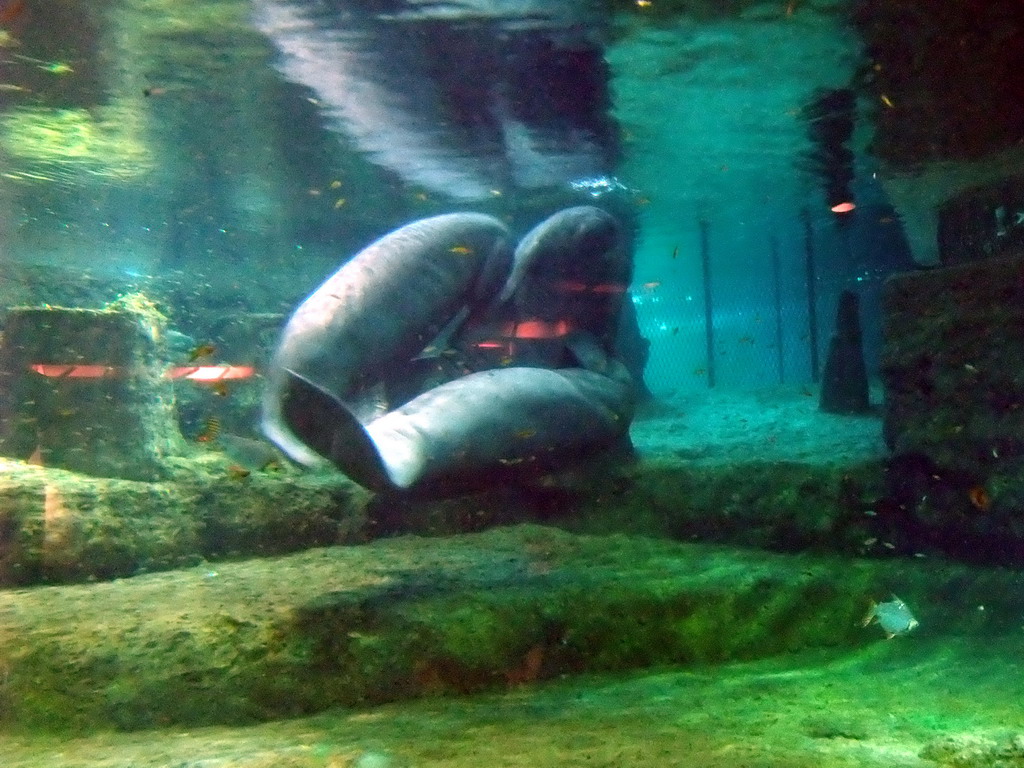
[504,319,574,340]
[30,364,118,378]
[830,201,856,213]
[167,365,255,381]
[30,363,257,381]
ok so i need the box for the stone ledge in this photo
[0,449,893,586]
[0,457,369,585]
[3,524,1013,733]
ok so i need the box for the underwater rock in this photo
[920,732,1024,768]
[879,254,1024,563]
[0,456,368,586]
[0,525,923,731]
[0,299,189,481]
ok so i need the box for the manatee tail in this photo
[277,368,393,491]
[261,368,333,469]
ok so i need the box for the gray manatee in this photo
[498,205,629,308]
[262,212,512,466]
[456,205,632,371]
[279,362,635,494]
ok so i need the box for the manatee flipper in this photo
[280,369,392,489]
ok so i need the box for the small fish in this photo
[514,428,537,440]
[880,93,895,108]
[0,83,28,92]
[218,433,286,471]
[210,380,229,397]
[188,343,216,362]
[693,367,706,376]
[46,62,73,74]
[329,180,342,189]
[333,198,346,209]
[968,485,991,511]
[641,281,661,291]
[195,416,221,443]
[738,335,754,345]
[671,245,678,259]
[11,54,72,74]
[226,464,251,480]
[449,245,473,255]
[862,596,919,639]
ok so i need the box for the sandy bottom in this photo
[631,384,887,466]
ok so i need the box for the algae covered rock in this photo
[920,732,1024,768]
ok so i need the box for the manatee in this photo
[262,213,512,466]
[499,205,629,305]
[279,362,635,494]
[457,205,632,371]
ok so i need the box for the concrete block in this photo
[879,254,1024,562]
[0,297,188,480]
[938,173,1024,265]
[880,254,1024,474]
